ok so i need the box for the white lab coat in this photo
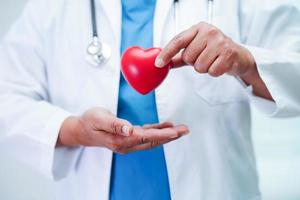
[0,0,300,199]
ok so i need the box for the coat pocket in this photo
[192,73,249,106]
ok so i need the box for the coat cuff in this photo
[235,76,277,116]
[242,45,300,117]
[40,108,82,181]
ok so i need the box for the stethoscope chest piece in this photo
[86,0,112,67]
[87,37,103,56]
[87,37,111,66]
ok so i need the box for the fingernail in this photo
[155,57,164,68]
[170,132,179,139]
[183,129,190,135]
[121,126,130,136]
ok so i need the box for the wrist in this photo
[57,116,83,147]
[240,65,259,86]
[238,51,274,100]
[239,49,260,86]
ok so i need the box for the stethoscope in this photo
[86,0,111,66]
[86,0,214,66]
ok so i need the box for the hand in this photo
[57,107,189,154]
[155,22,256,78]
[155,22,273,100]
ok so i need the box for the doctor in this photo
[0,0,300,200]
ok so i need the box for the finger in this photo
[124,138,177,154]
[171,52,186,68]
[100,116,133,137]
[143,121,174,129]
[181,33,207,65]
[141,125,189,144]
[107,125,190,153]
[143,127,179,142]
[115,125,189,149]
[208,55,229,77]
[118,127,176,148]
[193,45,219,74]
[155,27,198,68]
[173,125,190,135]
[126,127,178,147]
[125,125,190,153]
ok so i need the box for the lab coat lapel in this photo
[88,2,121,200]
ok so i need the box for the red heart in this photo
[121,46,171,95]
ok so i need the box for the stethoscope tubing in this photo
[90,0,98,38]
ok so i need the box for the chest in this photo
[42,0,243,115]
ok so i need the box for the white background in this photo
[0,0,299,199]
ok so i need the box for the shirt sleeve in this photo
[239,0,300,118]
[0,0,82,181]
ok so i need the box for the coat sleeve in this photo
[0,0,82,181]
[240,0,300,117]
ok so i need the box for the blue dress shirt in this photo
[109,0,171,200]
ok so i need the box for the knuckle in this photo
[224,47,236,59]
[191,24,198,30]
[225,47,233,56]
[231,61,239,72]
[150,141,159,148]
[194,65,207,73]
[182,51,194,64]
[208,68,219,77]
[117,149,128,155]
[232,61,239,68]
[140,136,149,145]
[199,21,207,26]
[196,21,207,29]
[221,39,236,56]
[150,141,155,148]
[106,137,115,147]
[172,33,185,47]
[110,140,123,152]
[218,39,228,48]
[207,27,219,37]
[194,62,201,70]
[194,59,208,73]
[224,48,237,62]
[231,47,238,57]
[110,119,119,134]
[222,62,230,71]
[194,58,202,68]
[112,146,123,153]
[110,144,119,152]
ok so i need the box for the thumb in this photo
[102,115,133,137]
